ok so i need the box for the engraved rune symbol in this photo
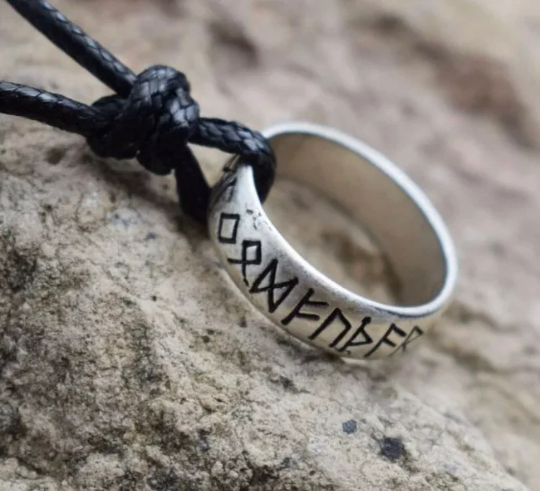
[309,309,373,353]
[228,240,262,286]
[364,323,406,359]
[390,325,424,356]
[338,316,373,353]
[218,213,240,244]
[249,259,299,313]
[281,288,329,326]
[309,308,352,344]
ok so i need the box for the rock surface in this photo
[1,0,540,490]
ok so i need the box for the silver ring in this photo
[208,122,458,360]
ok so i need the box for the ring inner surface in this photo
[267,133,446,307]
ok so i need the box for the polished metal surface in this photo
[208,122,458,360]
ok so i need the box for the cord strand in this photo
[0,81,108,136]
[4,0,136,95]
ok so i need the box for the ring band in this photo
[209,123,458,360]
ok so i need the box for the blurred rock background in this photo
[1,0,540,490]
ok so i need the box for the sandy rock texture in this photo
[1,0,540,490]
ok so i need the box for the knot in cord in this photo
[88,65,198,176]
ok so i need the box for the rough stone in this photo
[1,0,540,490]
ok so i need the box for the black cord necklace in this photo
[0,0,276,224]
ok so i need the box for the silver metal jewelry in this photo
[208,122,458,360]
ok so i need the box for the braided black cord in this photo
[0,0,276,223]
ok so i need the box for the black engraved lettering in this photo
[338,317,373,353]
[390,326,424,356]
[281,288,329,326]
[218,213,240,244]
[364,323,406,359]
[249,259,299,313]
[309,308,351,347]
[227,240,262,286]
